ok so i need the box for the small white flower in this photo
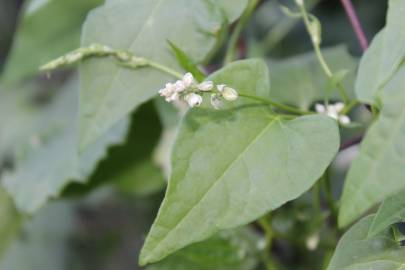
[166,92,179,102]
[182,72,194,88]
[315,104,326,114]
[174,80,186,92]
[210,94,223,109]
[185,93,202,107]
[338,115,351,125]
[222,87,238,101]
[217,84,226,92]
[333,102,344,113]
[197,81,214,91]
[315,102,351,124]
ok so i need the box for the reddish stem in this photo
[340,0,369,52]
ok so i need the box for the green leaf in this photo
[147,228,260,270]
[1,0,102,82]
[268,46,357,110]
[327,215,405,270]
[0,187,20,260]
[168,41,206,82]
[216,0,250,23]
[79,0,247,151]
[355,0,405,105]
[63,102,165,198]
[369,191,405,238]
[0,201,74,270]
[339,65,405,228]
[1,78,129,213]
[139,60,340,265]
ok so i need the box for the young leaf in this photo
[1,0,102,83]
[147,228,260,270]
[268,46,357,110]
[168,41,205,82]
[369,191,405,238]
[79,0,248,151]
[328,215,405,270]
[339,66,405,227]
[1,78,129,213]
[356,0,405,106]
[139,60,340,265]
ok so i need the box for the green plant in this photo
[1,0,404,269]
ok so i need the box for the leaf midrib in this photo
[144,116,282,260]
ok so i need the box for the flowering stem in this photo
[297,3,349,105]
[224,0,260,64]
[340,0,368,52]
[238,93,311,115]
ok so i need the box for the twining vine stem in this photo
[296,2,350,105]
[340,0,368,52]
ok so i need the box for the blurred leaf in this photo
[79,0,247,151]
[64,102,165,198]
[356,0,405,106]
[168,41,206,82]
[1,0,102,82]
[0,201,75,270]
[0,187,20,259]
[369,191,405,238]
[216,0,249,23]
[328,215,405,270]
[1,78,129,213]
[147,228,260,270]
[139,60,339,265]
[339,65,405,227]
[268,46,357,110]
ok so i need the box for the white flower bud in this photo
[333,102,345,113]
[165,92,179,102]
[197,81,214,91]
[210,94,223,109]
[338,115,351,125]
[315,104,326,113]
[217,84,226,92]
[174,80,186,92]
[295,0,304,6]
[185,93,202,107]
[222,87,238,101]
[182,72,194,88]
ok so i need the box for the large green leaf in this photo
[339,65,405,227]
[147,228,259,270]
[269,46,357,110]
[139,60,340,265]
[79,0,247,151]
[369,191,405,237]
[328,215,405,270]
[1,0,101,82]
[1,78,129,213]
[355,0,405,105]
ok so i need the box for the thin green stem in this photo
[322,169,338,220]
[258,216,277,270]
[341,99,359,115]
[297,3,349,104]
[224,0,260,64]
[147,60,183,79]
[238,93,311,115]
[262,0,321,52]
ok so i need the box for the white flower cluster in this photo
[158,73,238,109]
[315,102,350,125]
